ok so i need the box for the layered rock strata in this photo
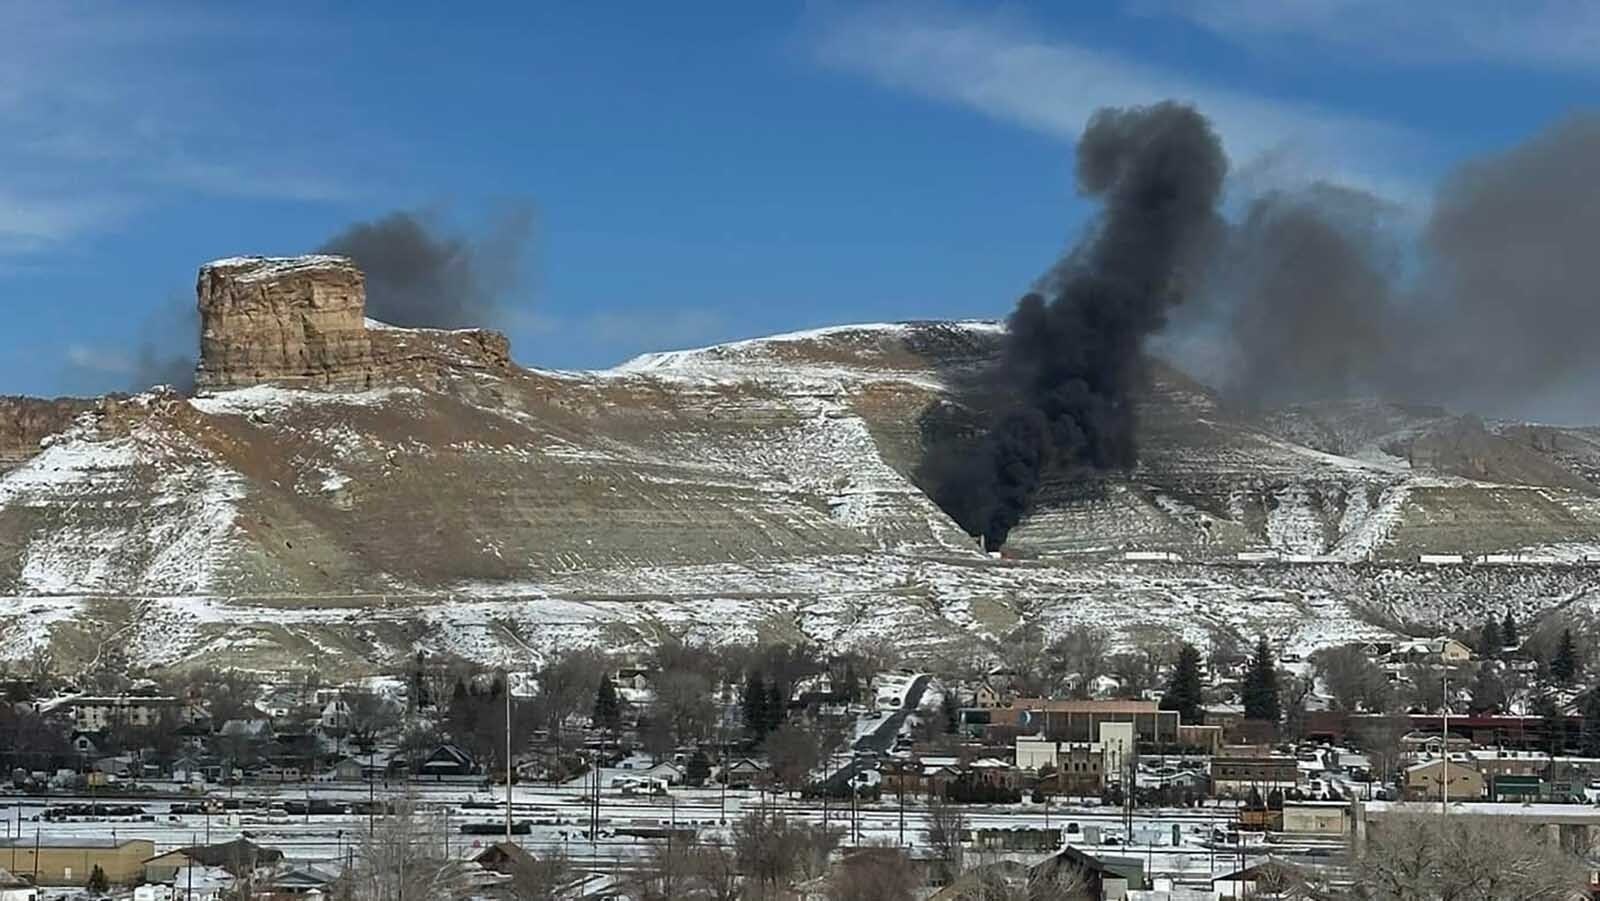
[195,255,511,392]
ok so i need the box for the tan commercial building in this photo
[0,838,155,886]
[1404,759,1485,801]
[1281,802,1352,835]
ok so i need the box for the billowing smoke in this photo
[1171,184,1405,406]
[318,209,534,329]
[931,103,1227,548]
[1170,113,1600,422]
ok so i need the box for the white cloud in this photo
[64,344,135,375]
[1136,0,1600,71]
[811,4,1429,203]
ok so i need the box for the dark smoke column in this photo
[939,102,1227,549]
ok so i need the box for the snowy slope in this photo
[2,320,1599,671]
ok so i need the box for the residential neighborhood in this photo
[0,612,1598,898]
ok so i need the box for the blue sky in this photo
[3,1,1597,397]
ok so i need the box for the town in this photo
[2,608,1598,899]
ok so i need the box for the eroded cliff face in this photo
[195,255,511,392]
[0,397,96,471]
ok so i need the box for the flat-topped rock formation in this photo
[195,255,511,392]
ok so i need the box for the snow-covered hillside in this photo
[3,320,1599,672]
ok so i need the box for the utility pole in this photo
[1441,673,1451,816]
[897,762,906,846]
[505,672,514,841]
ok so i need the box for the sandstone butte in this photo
[195,254,512,392]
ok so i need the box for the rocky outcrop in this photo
[196,256,372,391]
[0,397,95,471]
[195,255,511,392]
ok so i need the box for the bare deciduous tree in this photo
[766,722,822,796]
[505,849,571,901]
[826,846,918,901]
[1047,628,1110,699]
[1311,645,1392,712]
[952,865,1091,901]
[1356,809,1589,901]
[733,810,839,899]
[923,795,967,884]
[341,797,476,901]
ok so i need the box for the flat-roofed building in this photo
[1006,699,1181,744]
[1211,754,1299,797]
[0,838,155,886]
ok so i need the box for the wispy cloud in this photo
[0,3,362,252]
[811,4,1429,202]
[1135,0,1600,71]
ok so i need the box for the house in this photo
[720,758,769,788]
[318,699,351,732]
[1389,638,1473,666]
[1399,731,1472,758]
[473,840,538,877]
[327,757,365,782]
[1028,845,1136,900]
[974,678,1011,710]
[143,838,284,882]
[0,868,38,901]
[1213,858,1305,898]
[255,764,303,783]
[420,743,477,778]
[63,694,196,732]
[258,865,339,899]
[1404,759,1485,801]
[644,761,684,786]
[0,837,155,886]
[70,731,103,756]
[218,718,273,741]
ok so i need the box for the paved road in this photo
[854,673,931,753]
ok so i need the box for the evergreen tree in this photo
[1242,636,1281,723]
[1553,627,1580,684]
[1503,611,1520,649]
[1467,665,1506,714]
[941,690,960,735]
[1159,643,1206,726]
[685,749,712,787]
[86,865,108,894]
[1581,690,1600,758]
[765,681,786,734]
[742,672,767,738]
[1479,618,1502,656]
[1535,693,1569,754]
[592,677,622,734]
[839,665,861,703]
[411,650,430,708]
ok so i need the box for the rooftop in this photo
[0,837,149,849]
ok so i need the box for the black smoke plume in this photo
[1168,112,1600,423]
[932,103,1227,548]
[318,208,534,329]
